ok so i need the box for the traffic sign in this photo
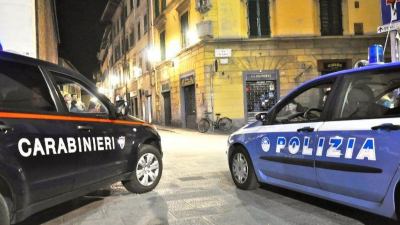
[377,21,400,33]
[381,0,400,25]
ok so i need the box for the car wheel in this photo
[123,144,163,194]
[229,146,259,190]
[0,194,10,225]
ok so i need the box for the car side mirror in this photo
[116,100,129,117]
[255,112,269,124]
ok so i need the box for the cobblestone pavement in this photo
[19,127,397,225]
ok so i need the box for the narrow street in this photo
[20,128,397,225]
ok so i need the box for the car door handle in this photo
[297,127,314,132]
[77,125,93,132]
[371,123,400,131]
[0,125,13,133]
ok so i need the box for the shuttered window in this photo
[320,0,343,36]
[248,0,270,37]
[160,31,166,60]
[180,12,189,48]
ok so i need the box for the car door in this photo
[0,59,77,203]
[252,78,336,188]
[46,69,134,187]
[316,70,400,203]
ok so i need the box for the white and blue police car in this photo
[228,60,400,219]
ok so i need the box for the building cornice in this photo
[101,0,122,23]
[205,34,385,44]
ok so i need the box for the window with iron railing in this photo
[180,11,189,48]
[248,0,270,37]
[320,0,343,36]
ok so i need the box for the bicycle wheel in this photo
[218,117,233,131]
[198,118,211,133]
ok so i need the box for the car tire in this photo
[229,146,259,190]
[0,194,10,225]
[122,144,163,194]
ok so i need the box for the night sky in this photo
[56,0,108,80]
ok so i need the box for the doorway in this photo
[162,91,172,126]
[129,96,139,117]
[183,84,196,129]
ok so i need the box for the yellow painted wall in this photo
[212,70,245,119]
[151,0,384,126]
[346,0,381,35]
[160,0,381,43]
[271,0,318,37]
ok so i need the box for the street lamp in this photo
[133,66,142,78]
[110,74,119,87]
[167,39,180,59]
[147,46,161,64]
[187,29,200,46]
[98,87,108,95]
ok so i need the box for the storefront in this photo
[243,70,279,122]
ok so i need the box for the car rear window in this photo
[0,60,56,112]
[334,71,400,120]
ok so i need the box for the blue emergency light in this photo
[0,42,3,51]
[368,44,384,64]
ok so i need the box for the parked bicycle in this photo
[198,112,233,133]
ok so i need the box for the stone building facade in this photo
[97,0,385,129]
[154,36,384,129]
[97,0,155,122]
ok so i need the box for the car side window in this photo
[0,60,56,112]
[51,73,109,115]
[274,83,333,124]
[334,72,400,120]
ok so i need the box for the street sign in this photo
[215,49,232,58]
[381,0,400,25]
[377,21,400,33]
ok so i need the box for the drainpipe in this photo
[148,0,159,123]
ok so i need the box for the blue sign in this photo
[381,0,400,25]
